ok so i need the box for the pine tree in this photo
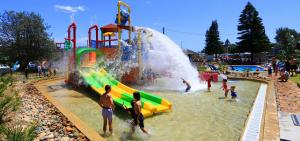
[204,20,223,55]
[237,2,270,62]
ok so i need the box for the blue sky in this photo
[1,0,300,51]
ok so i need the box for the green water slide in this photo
[75,47,171,117]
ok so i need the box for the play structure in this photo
[56,1,172,117]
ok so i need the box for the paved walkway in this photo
[275,80,300,113]
[275,78,300,141]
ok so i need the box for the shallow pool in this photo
[230,65,265,72]
[45,80,260,141]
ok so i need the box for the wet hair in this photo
[105,85,111,92]
[133,92,141,101]
[130,100,134,107]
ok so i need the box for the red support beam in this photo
[67,22,77,68]
[88,24,99,48]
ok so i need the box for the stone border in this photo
[231,77,279,141]
[34,78,105,141]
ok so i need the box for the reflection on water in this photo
[46,80,260,141]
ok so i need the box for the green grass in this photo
[289,74,300,83]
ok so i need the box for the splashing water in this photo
[137,27,205,91]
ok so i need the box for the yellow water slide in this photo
[80,68,172,117]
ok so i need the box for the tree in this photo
[275,27,300,57]
[236,2,270,62]
[223,39,237,54]
[224,39,230,53]
[0,11,58,69]
[204,20,224,55]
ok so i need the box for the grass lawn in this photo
[289,74,300,83]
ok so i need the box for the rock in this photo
[39,136,48,141]
[48,133,54,139]
[66,126,74,132]
[53,131,59,137]
[61,137,70,141]
[50,125,57,132]
[38,132,47,138]
[68,133,74,138]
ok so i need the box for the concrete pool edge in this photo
[230,77,279,141]
[34,78,105,141]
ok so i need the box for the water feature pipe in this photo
[67,22,77,68]
[137,29,143,82]
[88,25,99,48]
[117,1,131,49]
[88,25,99,64]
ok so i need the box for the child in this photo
[207,75,213,91]
[182,78,191,92]
[267,65,272,77]
[230,86,237,99]
[222,79,229,98]
[122,92,148,134]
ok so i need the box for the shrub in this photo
[0,95,20,123]
[0,123,37,141]
[0,76,13,96]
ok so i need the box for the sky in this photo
[1,0,300,52]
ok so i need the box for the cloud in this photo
[54,5,85,13]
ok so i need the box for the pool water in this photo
[230,65,265,72]
[45,80,260,141]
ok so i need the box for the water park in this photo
[0,1,300,141]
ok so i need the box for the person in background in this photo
[280,69,289,82]
[272,57,276,72]
[253,68,260,77]
[230,86,237,99]
[99,85,115,135]
[207,75,213,91]
[290,57,297,76]
[182,78,191,92]
[268,65,272,77]
[24,66,29,79]
[274,62,279,77]
[53,67,57,76]
[284,70,290,81]
[37,65,42,77]
[221,79,229,98]
[285,59,291,75]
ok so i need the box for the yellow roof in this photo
[103,32,116,36]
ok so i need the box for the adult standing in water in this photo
[99,85,115,135]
